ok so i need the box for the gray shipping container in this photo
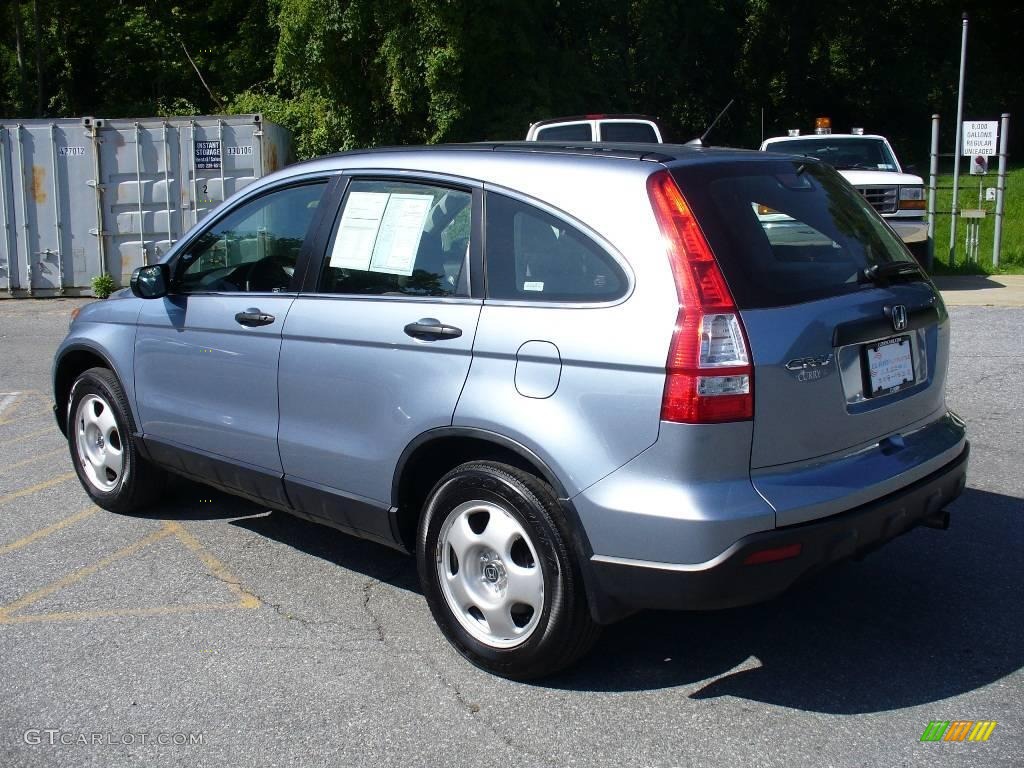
[0,114,292,296]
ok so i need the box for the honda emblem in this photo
[891,304,908,332]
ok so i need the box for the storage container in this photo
[0,114,292,295]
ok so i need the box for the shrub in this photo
[90,273,117,299]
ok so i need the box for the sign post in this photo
[926,114,939,270]
[993,113,1010,268]
[948,13,969,266]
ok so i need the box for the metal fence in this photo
[926,113,1011,270]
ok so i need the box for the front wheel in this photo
[67,367,166,513]
[417,461,599,679]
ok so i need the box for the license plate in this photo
[864,335,915,396]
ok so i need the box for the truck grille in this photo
[858,186,898,214]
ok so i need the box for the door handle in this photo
[404,318,462,341]
[234,308,276,327]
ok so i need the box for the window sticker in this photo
[330,191,389,270]
[523,281,544,292]
[329,191,433,277]
[368,193,433,276]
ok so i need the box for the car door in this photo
[277,175,482,540]
[134,175,335,504]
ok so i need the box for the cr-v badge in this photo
[785,353,834,382]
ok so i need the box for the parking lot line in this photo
[167,521,261,609]
[0,472,76,506]
[0,447,66,476]
[0,390,50,426]
[0,519,261,625]
[0,524,175,621]
[0,392,20,417]
[0,505,98,557]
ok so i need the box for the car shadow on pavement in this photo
[143,479,1022,714]
[549,487,1024,713]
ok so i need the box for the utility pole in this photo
[948,12,969,266]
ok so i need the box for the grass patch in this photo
[928,164,1024,274]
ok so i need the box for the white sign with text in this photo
[962,121,998,156]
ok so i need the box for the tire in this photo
[66,367,167,513]
[417,461,600,679]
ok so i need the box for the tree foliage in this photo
[0,0,1019,163]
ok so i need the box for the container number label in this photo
[195,140,222,170]
[226,146,253,156]
[59,146,86,157]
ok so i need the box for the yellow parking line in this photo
[167,521,261,608]
[0,390,50,426]
[0,525,175,620]
[0,519,260,625]
[0,472,76,506]
[0,392,22,419]
[0,447,66,476]
[0,505,99,558]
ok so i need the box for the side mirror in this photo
[130,264,170,299]
[904,163,919,175]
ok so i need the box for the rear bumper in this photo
[588,442,968,622]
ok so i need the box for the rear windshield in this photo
[765,138,898,171]
[535,123,593,141]
[671,160,917,309]
[600,122,659,143]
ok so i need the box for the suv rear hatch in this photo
[671,158,950,521]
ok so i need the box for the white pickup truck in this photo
[526,114,664,143]
[760,129,928,261]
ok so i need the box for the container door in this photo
[57,123,98,290]
[9,123,63,292]
[100,122,182,286]
[0,127,15,292]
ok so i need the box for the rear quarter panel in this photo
[453,162,677,496]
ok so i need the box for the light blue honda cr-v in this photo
[54,142,968,678]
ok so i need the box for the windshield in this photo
[671,159,917,309]
[766,138,898,172]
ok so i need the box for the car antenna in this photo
[686,99,735,147]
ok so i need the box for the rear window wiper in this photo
[861,261,925,284]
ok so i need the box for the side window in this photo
[320,179,470,297]
[177,181,327,293]
[485,193,627,303]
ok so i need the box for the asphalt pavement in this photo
[0,296,1020,768]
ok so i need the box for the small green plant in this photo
[90,273,117,299]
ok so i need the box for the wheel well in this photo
[54,349,110,435]
[393,436,558,552]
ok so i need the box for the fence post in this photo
[993,113,1010,268]
[927,114,940,270]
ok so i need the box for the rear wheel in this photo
[67,367,166,513]
[417,461,599,679]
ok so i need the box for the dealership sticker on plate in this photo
[866,335,914,395]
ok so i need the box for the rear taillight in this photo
[647,170,753,423]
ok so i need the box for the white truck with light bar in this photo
[760,118,928,262]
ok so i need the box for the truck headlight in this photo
[899,186,926,210]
